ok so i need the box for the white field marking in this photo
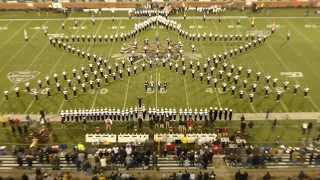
[0,21,50,107]
[123,19,140,109]
[0,21,32,74]
[24,19,80,114]
[155,19,159,109]
[123,78,131,109]
[175,21,190,109]
[228,19,256,113]
[265,19,320,79]
[0,21,17,47]
[91,20,122,109]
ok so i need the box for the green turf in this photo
[0,120,317,150]
[0,9,320,115]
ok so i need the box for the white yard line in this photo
[0,21,20,50]
[0,21,50,107]
[175,21,190,109]
[91,20,122,109]
[0,21,32,74]
[155,20,159,109]
[183,77,190,109]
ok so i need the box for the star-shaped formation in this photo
[5,16,310,109]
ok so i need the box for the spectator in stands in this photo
[291,150,299,163]
[143,155,150,169]
[179,155,184,166]
[100,156,107,169]
[83,160,92,176]
[65,152,70,165]
[177,171,183,180]
[235,170,242,180]
[298,171,307,180]
[22,173,28,180]
[17,156,23,167]
[210,171,216,179]
[188,119,193,132]
[190,172,196,180]
[126,155,132,170]
[307,122,313,134]
[26,154,33,169]
[197,172,203,180]
[182,171,190,180]
[309,153,314,165]
[189,151,195,166]
[263,172,272,180]
[78,151,85,163]
[75,158,82,172]
[315,153,320,165]
[63,172,72,180]
[152,152,158,167]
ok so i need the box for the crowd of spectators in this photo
[225,144,320,168]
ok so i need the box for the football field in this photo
[0,9,320,115]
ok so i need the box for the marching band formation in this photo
[60,106,233,122]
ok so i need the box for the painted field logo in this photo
[8,71,40,83]
[246,30,271,37]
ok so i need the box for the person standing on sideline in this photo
[307,122,313,134]
[266,107,270,119]
[83,117,87,130]
[105,118,112,130]
[248,121,254,136]
[272,118,277,130]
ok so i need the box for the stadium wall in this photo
[0,1,315,10]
